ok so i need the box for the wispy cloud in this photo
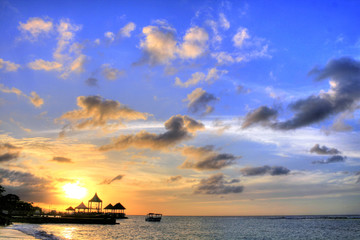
[0,84,44,108]
[100,174,124,184]
[0,58,20,72]
[240,165,290,176]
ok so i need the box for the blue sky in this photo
[0,0,359,215]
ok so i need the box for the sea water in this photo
[7,215,360,240]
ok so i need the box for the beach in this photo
[0,226,35,239]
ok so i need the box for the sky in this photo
[0,0,360,216]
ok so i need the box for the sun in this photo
[62,182,87,199]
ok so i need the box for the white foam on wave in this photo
[10,224,65,240]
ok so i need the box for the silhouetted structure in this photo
[104,203,113,213]
[75,202,88,212]
[88,193,102,213]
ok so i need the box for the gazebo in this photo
[65,206,75,214]
[112,202,126,214]
[104,203,113,213]
[88,193,103,213]
[75,202,88,213]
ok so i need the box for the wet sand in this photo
[0,226,35,239]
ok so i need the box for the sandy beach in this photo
[0,226,35,239]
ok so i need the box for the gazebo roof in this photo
[75,202,88,209]
[66,206,75,211]
[89,193,102,202]
[113,202,126,210]
[104,203,113,209]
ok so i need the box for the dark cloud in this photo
[100,174,124,184]
[167,175,182,183]
[241,106,278,129]
[194,173,244,195]
[85,77,98,87]
[0,143,21,163]
[312,155,346,164]
[274,57,360,130]
[241,165,290,176]
[186,88,218,115]
[57,95,150,136]
[52,156,73,163]
[179,145,239,171]
[0,168,57,203]
[242,57,360,130]
[310,144,341,155]
[99,115,204,151]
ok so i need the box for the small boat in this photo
[145,213,162,222]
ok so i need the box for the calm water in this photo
[8,215,360,239]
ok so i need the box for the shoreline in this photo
[0,226,36,239]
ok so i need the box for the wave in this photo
[10,224,64,240]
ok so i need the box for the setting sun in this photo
[62,182,87,200]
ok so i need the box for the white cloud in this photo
[102,64,124,80]
[140,25,177,65]
[178,26,208,59]
[0,84,44,108]
[175,72,205,88]
[138,23,208,65]
[175,67,227,88]
[233,27,250,48]
[0,58,20,72]
[119,22,136,37]
[18,17,53,39]
[105,31,115,42]
[219,13,230,30]
[28,59,62,71]
[27,19,86,79]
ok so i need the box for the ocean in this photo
[7,215,360,239]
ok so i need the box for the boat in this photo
[145,213,162,222]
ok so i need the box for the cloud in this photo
[0,84,44,108]
[240,165,290,176]
[241,106,278,129]
[219,13,230,30]
[102,64,124,80]
[167,175,182,183]
[0,58,20,72]
[175,67,227,88]
[0,168,56,203]
[0,143,21,163]
[52,156,73,163]
[29,92,44,108]
[178,26,208,59]
[99,115,204,151]
[310,144,341,155]
[272,57,360,130]
[185,88,218,115]
[28,59,62,71]
[18,17,53,39]
[137,24,177,65]
[356,172,360,184]
[194,173,244,195]
[119,22,136,37]
[212,28,271,64]
[312,155,346,164]
[137,23,208,65]
[85,77,98,87]
[100,174,124,184]
[57,95,150,134]
[179,145,239,171]
[233,27,250,47]
[27,18,85,79]
[175,72,205,88]
[104,31,115,42]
